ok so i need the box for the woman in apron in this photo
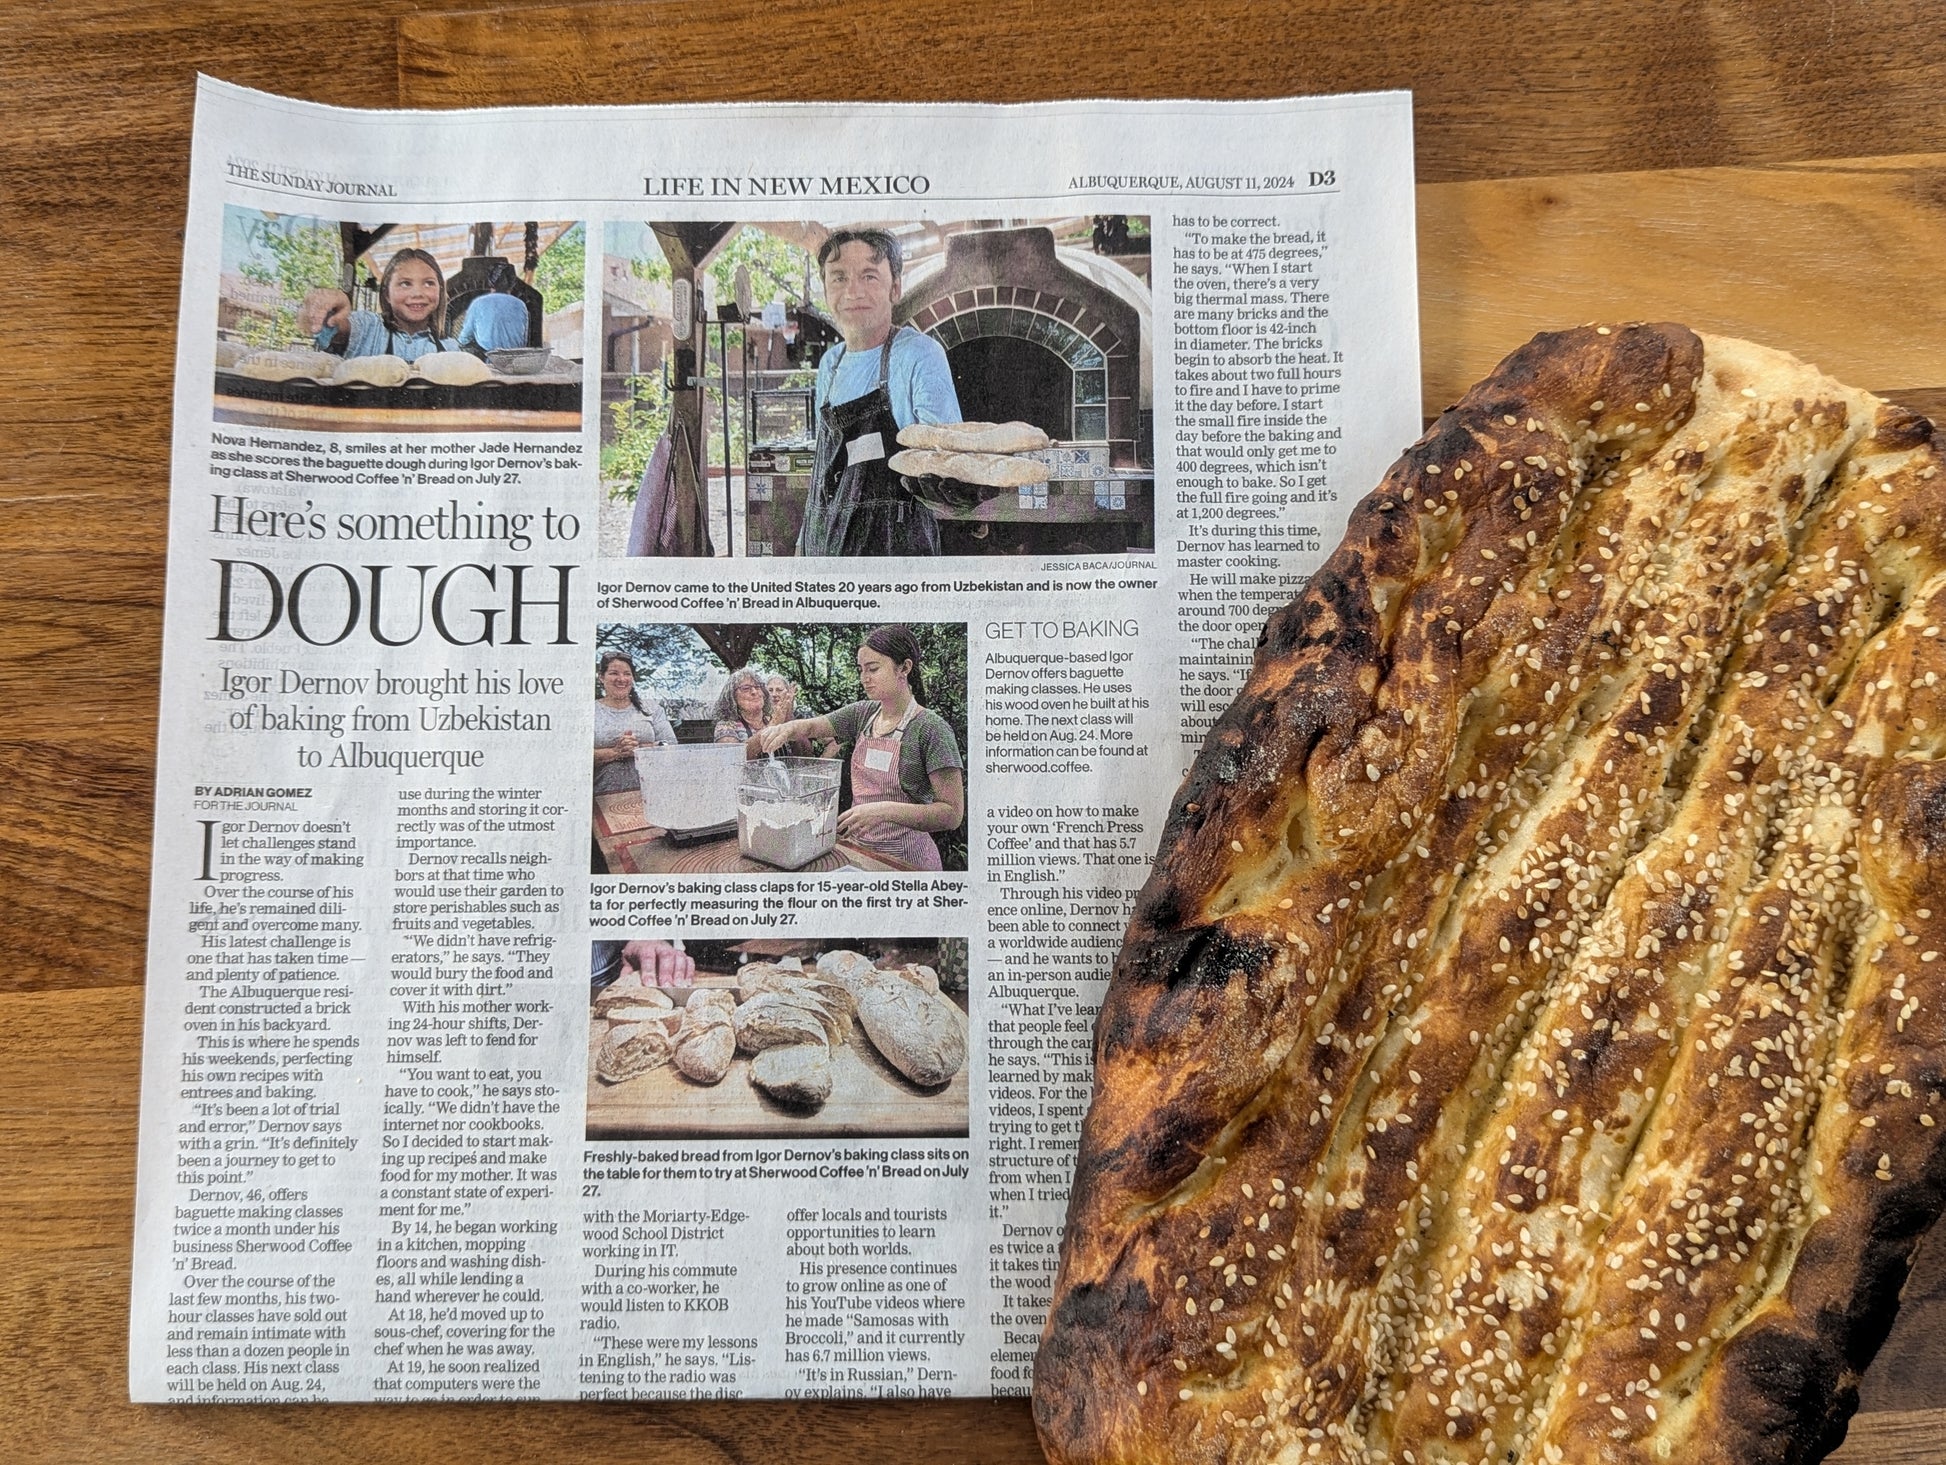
[750,625,964,871]
[798,330,939,556]
[796,229,961,557]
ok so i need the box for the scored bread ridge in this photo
[1377,404,1946,1464]
[1033,323,1946,1465]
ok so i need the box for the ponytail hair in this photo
[596,650,645,714]
[864,624,925,704]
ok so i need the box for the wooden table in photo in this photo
[212,371,583,433]
[211,397,584,434]
[592,789,921,876]
[12,2,1946,1462]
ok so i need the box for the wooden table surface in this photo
[9,1,1946,1460]
[591,790,914,875]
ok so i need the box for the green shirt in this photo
[827,701,962,805]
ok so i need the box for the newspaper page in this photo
[131,77,1420,1402]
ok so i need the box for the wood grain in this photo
[1420,152,1946,413]
[397,0,1946,184]
[6,0,1946,1459]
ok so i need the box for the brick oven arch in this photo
[898,225,1145,467]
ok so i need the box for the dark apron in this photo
[797,331,940,557]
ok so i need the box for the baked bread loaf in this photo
[594,1014,676,1084]
[672,990,737,1084]
[851,968,968,1088]
[1037,325,1946,1465]
[897,419,1051,454]
[750,1041,832,1108]
[592,975,674,1019]
[889,447,1051,487]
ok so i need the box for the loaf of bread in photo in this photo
[1036,324,1946,1465]
[889,448,1051,487]
[897,419,1051,454]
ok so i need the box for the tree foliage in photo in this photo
[707,226,820,313]
[630,250,672,288]
[602,228,824,504]
[591,623,719,704]
[238,216,343,301]
[234,215,344,348]
[601,372,671,496]
[590,620,970,868]
[535,221,586,318]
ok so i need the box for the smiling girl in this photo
[299,247,463,363]
[751,625,963,870]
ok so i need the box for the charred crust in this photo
[1040,328,1942,1465]
[1874,402,1934,450]
[1825,1136,1946,1374]
[1884,761,1946,860]
[1712,1328,1849,1465]
[1126,924,1277,993]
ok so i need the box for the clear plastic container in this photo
[737,756,842,869]
[631,742,747,832]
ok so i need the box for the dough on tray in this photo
[412,351,495,386]
[331,353,411,387]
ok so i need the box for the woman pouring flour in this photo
[750,625,963,870]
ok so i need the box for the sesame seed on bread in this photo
[1035,325,1946,1465]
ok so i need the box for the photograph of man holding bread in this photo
[601,216,1154,559]
[799,228,962,556]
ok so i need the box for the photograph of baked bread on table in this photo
[214,208,584,433]
[590,620,967,877]
[1036,324,1946,1465]
[586,937,968,1140]
[599,216,1153,558]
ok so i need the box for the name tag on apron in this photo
[846,430,885,467]
[862,745,896,772]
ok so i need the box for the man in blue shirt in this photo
[797,228,962,557]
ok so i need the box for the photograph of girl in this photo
[749,625,962,872]
[589,621,967,876]
[214,208,585,433]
